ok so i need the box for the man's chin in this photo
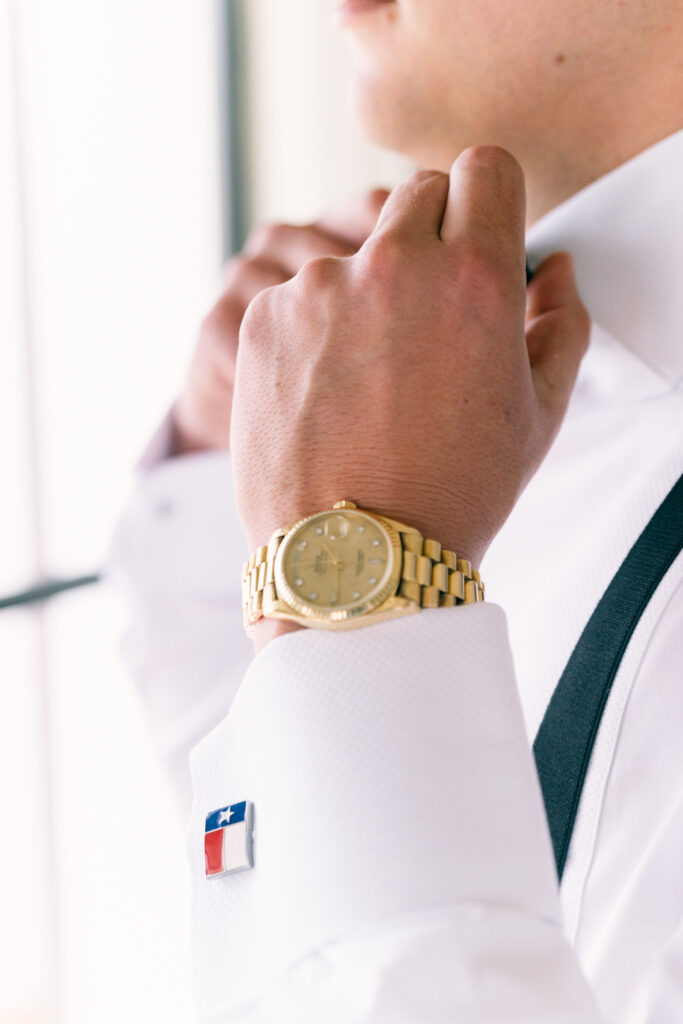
[348,69,406,145]
[347,71,453,172]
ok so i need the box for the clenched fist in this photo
[171,190,390,455]
[229,148,590,648]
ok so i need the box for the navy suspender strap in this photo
[533,471,683,882]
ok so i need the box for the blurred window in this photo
[1,1,224,1020]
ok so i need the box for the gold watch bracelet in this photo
[241,528,485,638]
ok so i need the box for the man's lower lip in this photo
[333,0,396,27]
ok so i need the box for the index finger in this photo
[372,169,450,239]
[440,146,526,277]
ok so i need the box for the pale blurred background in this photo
[0,1,411,1021]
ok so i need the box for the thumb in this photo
[525,252,591,417]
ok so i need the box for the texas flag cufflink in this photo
[205,800,254,879]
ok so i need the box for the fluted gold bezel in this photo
[274,508,403,625]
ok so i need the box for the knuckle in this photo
[199,305,218,335]
[199,304,230,341]
[222,254,251,289]
[362,231,406,275]
[239,285,278,342]
[201,284,244,336]
[383,171,446,213]
[365,187,390,214]
[198,315,217,348]
[295,254,341,291]
[553,299,592,353]
[353,187,390,227]
[245,221,286,257]
[408,168,447,187]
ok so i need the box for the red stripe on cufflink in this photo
[204,828,224,877]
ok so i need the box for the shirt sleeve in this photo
[187,604,605,1022]
[105,413,253,815]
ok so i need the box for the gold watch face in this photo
[275,508,401,625]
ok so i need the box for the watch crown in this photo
[332,500,357,509]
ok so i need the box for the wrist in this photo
[242,501,485,648]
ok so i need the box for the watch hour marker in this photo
[298,540,308,550]
[352,591,361,600]
[315,526,323,534]
[329,592,338,605]
[368,557,383,565]
[356,525,365,533]
[368,577,377,585]
[295,578,303,587]
[371,539,381,547]
[308,592,318,601]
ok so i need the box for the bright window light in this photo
[2,1,223,1020]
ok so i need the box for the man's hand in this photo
[231,147,590,646]
[171,190,390,455]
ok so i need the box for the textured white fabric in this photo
[223,904,601,1023]
[107,129,683,1021]
[106,423,252,811]
[187,608,561,1005]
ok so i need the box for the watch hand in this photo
[321,543,341,566]
[295,559,344,574]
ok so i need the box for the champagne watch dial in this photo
[276,509,397,620]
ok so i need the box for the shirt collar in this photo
[525,128,683,387]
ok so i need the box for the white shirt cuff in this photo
[188,603,566,1016]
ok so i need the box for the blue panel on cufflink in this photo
[205,800,247,833]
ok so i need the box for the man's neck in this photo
[523,115,683,228]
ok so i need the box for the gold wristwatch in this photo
[241,500,484,638]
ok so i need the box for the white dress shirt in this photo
[106,128,683,1022]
